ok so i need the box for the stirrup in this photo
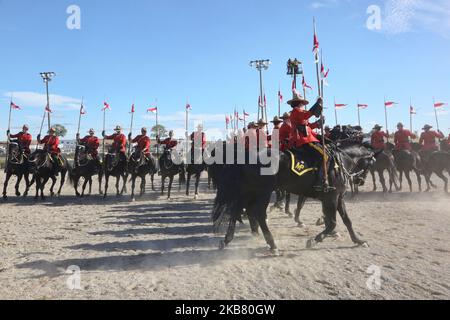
[313,182,336,193]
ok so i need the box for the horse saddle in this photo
[285,149,318,177]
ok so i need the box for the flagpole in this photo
[128,101,135,157]
[334,98,338,126]
[410,97,413,133]
[433,97,440,132]
[5,95,13,172]
[320,49,324,97]
[77,97,83,137]
[384,96,389,142]
[102,107,106,158]
[357,101,361,127]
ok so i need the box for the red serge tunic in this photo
[40,135,60,155]
[289,107,319,148]
[80,136,100,157]
[160,138,178,150]
[10,132,32,154]
[419,131,444,151]
[105,133,127,153]
[394,129,416,151]
[371,131,389,150]
[132,135,151,155]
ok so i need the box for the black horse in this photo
[186,148,207,199]
[370,150,400,193]
[212,143,368,253]
[127,149,158,201]
[159,149,186,200]
[103,152,128,198]
[69,145,103,197]
[293,142,376,227]
[388,143,422,192]
[2,142,33,200]
[28,150,69,200]
[424,151,450,193]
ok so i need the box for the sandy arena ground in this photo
[0,170,449,300]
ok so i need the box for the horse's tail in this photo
[212,164,243,232]
[67,165,78,187]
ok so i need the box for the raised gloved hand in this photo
[37,134,41,141]
[102,131,106,137]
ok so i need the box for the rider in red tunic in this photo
[371,125,389,151]
[37,127,62,173]
[157,131,178,150]
[77,129,100,160]
[394,123,416,151]
[130,128,151,157]
[191,125,207,151]
[287,91,324,190]
[8,124,32,156]
[268,116,282,149]
[279,113,292,152]
[256,119,269,150]
[419,125,444,152]
[103,125,127,161]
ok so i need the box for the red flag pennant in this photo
[434,102,447,108]
[358,104,368,109]
[10,102,21,110]
[186,103,192,111]
[147,107,158,113]
[385,101,397,108]
[278,90,283,103]
[244,111,250,117]
[102,102,110,111]
[302,76,313,90]
[45,104,53,113]
[335,103,347,110]
[313,32,319,54]
[130,104,135,113]
[80,104,86,115]
[410,106,417,115]
[264,95,267,107]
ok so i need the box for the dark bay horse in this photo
[2,142,33,200]
[370,150,400,193]
[28,150,69,200]
[186,148,207,199]
[127,149,158,201]
[388,143,422,192]
[293,142,376,227]
[69,145,103,197]
[424,151,450,193]
[159,150,186,200]
[103,152,128,198]
[212,144,368,253]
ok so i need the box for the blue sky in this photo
[1,0,449,140]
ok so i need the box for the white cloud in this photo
[382,0,450,37]
[4,91,82,110]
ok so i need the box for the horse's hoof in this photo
[219,241,226,250]
[285,212,294,218]
[131,197,136,202]
[360,242,369,248]
[316,218,325,226]
[16,192,21,197]
[252,232,260,237]
[297,222,306,228]
[306,238,316,249]
[269,248,281,256]
[194,194,198,200]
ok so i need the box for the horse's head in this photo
[441,139,450,152]
[339,144,375,186]
[8,142,22,163]
[28,149,47,172]
[75,145,88,164]
[105,153,117,172]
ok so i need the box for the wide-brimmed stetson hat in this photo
[422,124,433,130]
[280,112,290,120]
[49,127,56,133]
[373,124,383,130]
[114,125,122,131]
[287,90,309,107]
[257,119,268,126]
[271,116,282,124]
[88,128,95,133]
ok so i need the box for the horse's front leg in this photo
[88,177,93,196]
[81,178,89,198]
[41,176,50,200]
[57,170,67,196]
[295,196,307,227]
[2,172,12,200]
[140,176,146,197]
[14,174,23,197]
[98,171,104,195]
[103,174,109,199]
[130,175,136,201]
[115,175,121,197]
[168,176,174,200]
[23,173,31,197]
[34,176,40,200]
[121,173,127,195]
[151,174,155,191]
[186,172,191,196]
[49,176,57,197]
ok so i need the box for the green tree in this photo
[151,125,167,139]
[52,124,67,137]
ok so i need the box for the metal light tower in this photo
[250,59,271,124]
[40,72,56,131]
[287,58,304,96]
